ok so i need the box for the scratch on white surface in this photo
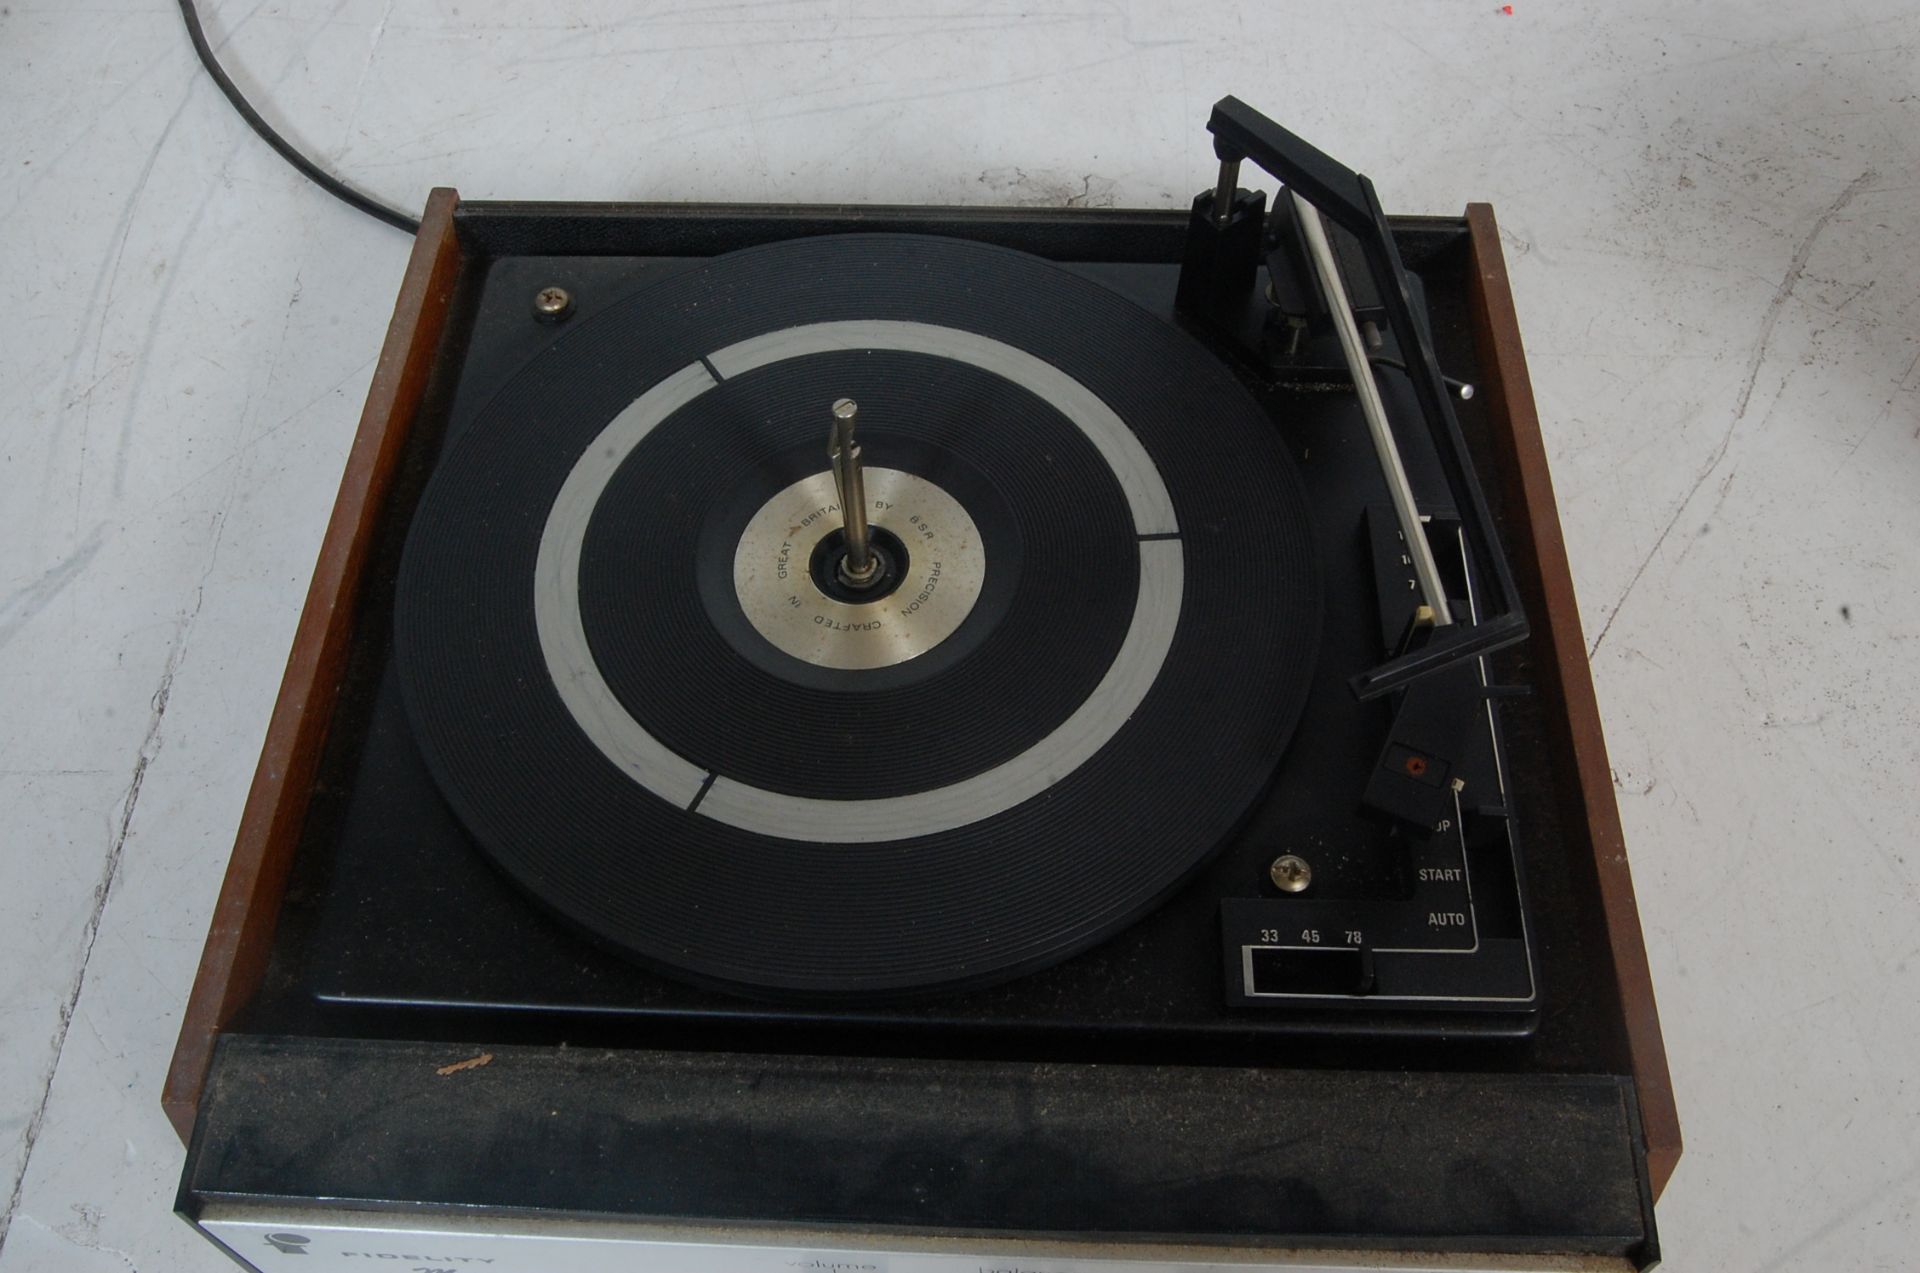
[0,87,147,232]
[601,17,1099,59]
[1586,168,1879,658]
[0,518,216,1253]
[1751,1156,1920,1273]
[13,1212,141,1273]
[259,269,306,403]
[129,351,376,521]
[62,84,199,522]
[0,0,270,230]
[0,528,105,653]
[42,0,282,516]
[976,166,1118,208]
[337,0,398,157]
[106,0,362,504]
[728,49,775,201]
[1728,172,1880,422]
[105,164,223,504]
[0,770,111,779]
[1887,346,1920,440]
[507,5,1192,65]
[643,48,1154,152]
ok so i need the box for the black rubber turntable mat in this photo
[395,233,1319,996]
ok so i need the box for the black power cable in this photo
[177,0,421,234]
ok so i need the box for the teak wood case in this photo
[162,192,1679,1201]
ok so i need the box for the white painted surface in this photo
[0,1,1915,1269]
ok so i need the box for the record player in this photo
[165,99,1679,1271]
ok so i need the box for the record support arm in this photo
[1180,97,1529,699]
[1291,193,1453,630]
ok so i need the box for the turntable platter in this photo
[394,233,1319,996]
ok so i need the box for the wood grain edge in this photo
[1462,203,1681,1198]
[162,189,464,1144]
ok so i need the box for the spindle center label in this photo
[733,468,984,671]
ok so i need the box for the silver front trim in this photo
[202,1206,1610,1273]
